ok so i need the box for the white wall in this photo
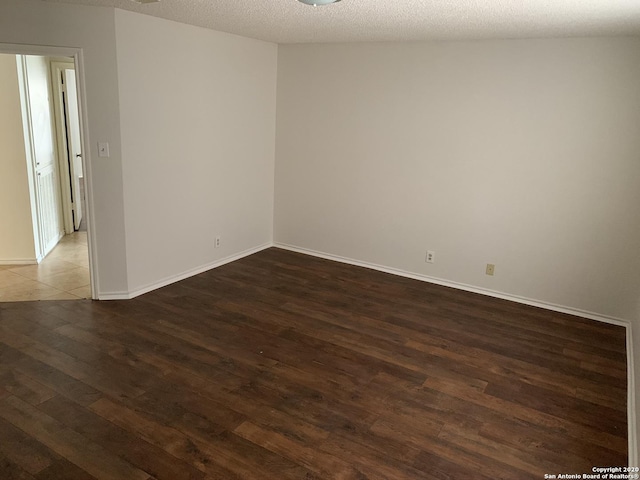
[275,38,640,323]
[0,54,36,263]
[114,10,277,293]
[0,0,128,295]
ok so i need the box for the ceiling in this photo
[43,0,640,44]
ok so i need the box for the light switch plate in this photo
[98,142,110,158]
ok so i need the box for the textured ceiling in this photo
[43,0,640,44]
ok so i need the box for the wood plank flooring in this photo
[0,247,628,479]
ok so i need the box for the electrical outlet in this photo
[215,236,221,249]
[426,250,435,263]
[486,264,495,276]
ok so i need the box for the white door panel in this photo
[25,56,56,170]
[37,164,63,254]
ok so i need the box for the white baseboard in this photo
[274,242,628,327]
[627,323,638,467]
[97,291,131,301]
[0,259,37,265]
[97,242,272,301]
[274,242,637,464]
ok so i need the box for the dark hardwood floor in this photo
[0,247,628,479]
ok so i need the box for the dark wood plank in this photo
[38,395,205,480]
[0,396,150,480]
[89,396,315,480]
[34,458,98,480]
[0,452,37,480]
[0,366,56,406]
[0,417,58,475]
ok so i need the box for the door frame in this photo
[1,43,97,300]
[50,59,80,234]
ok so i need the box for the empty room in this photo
[1,0,639,479]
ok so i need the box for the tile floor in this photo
[0,232,91,302]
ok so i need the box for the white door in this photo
[20,55,65,258]
[63,68,83,230]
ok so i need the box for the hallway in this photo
[0,232,90,301]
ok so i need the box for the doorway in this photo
[0,49,94,301]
